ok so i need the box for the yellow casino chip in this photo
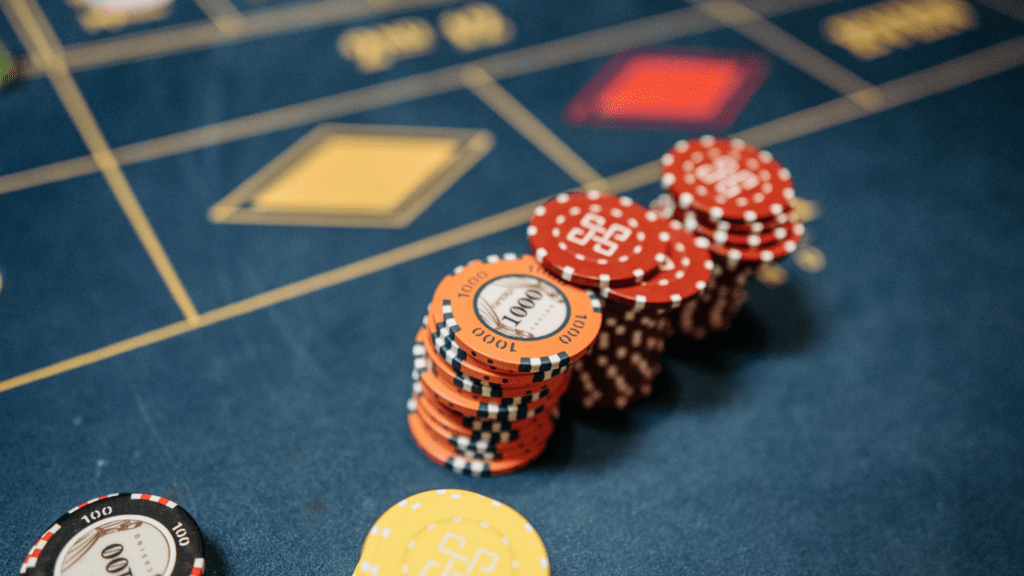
[356,489,550,576]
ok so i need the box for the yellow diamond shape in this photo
[208,123,494,228]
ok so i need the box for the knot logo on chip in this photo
[566,211,632,257]
[421,532,500,575]
[56,516,175,576]
[695,155,759,199]
[474,275,568,340]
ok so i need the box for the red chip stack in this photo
[660,136,805,339]
[527,190,713,410]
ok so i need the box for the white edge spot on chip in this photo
[555,193,569,203]
[660,152,674,166]
[534,247,547,263]
[699,134,715,146]
[673,140,689,152]
[660,173,676,189]
[532,205,546,217]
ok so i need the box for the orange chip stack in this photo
[407,254,602,475]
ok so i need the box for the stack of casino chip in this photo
[407,253,602,476]
[660,136,805,339]
[21,493,205,576]
[527,190,713,410]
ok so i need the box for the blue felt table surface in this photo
[2,0,1023,574]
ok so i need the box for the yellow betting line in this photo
[974,0,1024,24]
[0,189,558,393]
[0,321,196,393]
[4,0,201,325]
[460,64,606,190]
[20,0,461,77]
[0,0,844,197]
[191,0,245,37]
[733,35,1024,148]
[0,5,715,196]
[691,0,884,111]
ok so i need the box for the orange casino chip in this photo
[442,255,603,373]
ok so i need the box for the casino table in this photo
[1,0,1023,573]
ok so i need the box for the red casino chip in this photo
[602,220,714,311]
[661,136,796,223]
[701,219,805,264]
[681,207,793,235]
[567,301,670,410]
[689,214,797,247]
[528,190,668,288]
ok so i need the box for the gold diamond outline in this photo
[207,123,494,229]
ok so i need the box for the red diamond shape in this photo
[565,48,770,131]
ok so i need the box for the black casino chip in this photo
[21,493,205,576]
